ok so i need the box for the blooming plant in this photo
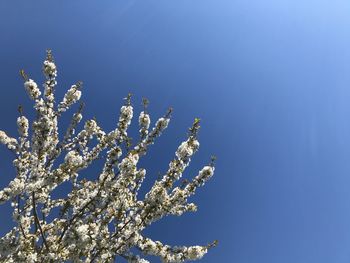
[0,51,217,262]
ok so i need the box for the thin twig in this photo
[32,192,50,252]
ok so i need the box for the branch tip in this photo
[20,69,28,81]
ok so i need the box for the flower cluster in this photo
[64,150,84,167]
[138,237,211,262]
[0,131,18,151]
[43,58,57,78]
[58,83,82,113]
[0,51,217,262]
[17,116,29,138]
[139,111,151,130]
[24,79,41,100]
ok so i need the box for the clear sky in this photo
[1,0,350,262]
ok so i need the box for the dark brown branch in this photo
[89,207,154,262]
[17,195,27,239]
[32,192,50,252]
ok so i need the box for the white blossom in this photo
[176,144,193,159]
[64,150,83,167]
[84,119,99,136]
[0,131,18,151]
[120,105,133,125]
[0,51,217,262]
[43,60,57,77]
[17,116,29,137]
[156,117,169,131]
[24,79,41,100]
[195,166,215,186]
[58,84,82,112]
[139,111,150,129]
[186,246,207,260]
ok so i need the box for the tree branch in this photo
[32,192,50,252]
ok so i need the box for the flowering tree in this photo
[0,51,217,262]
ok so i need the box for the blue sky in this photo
[1,0,350,262]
